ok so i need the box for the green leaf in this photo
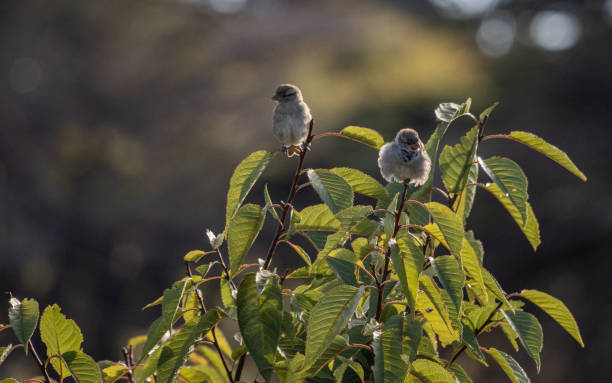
[316,206,373,259]
[435,99,471,123]
[195,262,216,278]
[302,335,348,376]
[502,310,543,371]
[330,167,390,202]
[0,345,13,366]
[407,359,456,383]
[178,366,213,383]
[40,304,84,379]
[486,347,530,383]
[484,183,541,251]
[456,160,479,223]
[225,150,273,230]
[263,183,281,224]
[304,285,364,369]
[294,204,340,232]
[326,249,359,287]
[156,310,223,383]
[480,156,528,224]
[431,256,465,317]
[425,202,463,259]
[228,203,266,275]
[184,250,207,262]
[506,131,586,181]
[8,297,39,354]
[479,102,499,121]
[520,289,584,347]
[480,268,511,310]
[102,364,129,383]
[417,275,459,347]
[283,241,311,266]
[307,169,354,214]
[461,323,486,362]
[62,350,102,383]
[339,126,385,149]
[373,316,408,383]
[461,239,488,305]
[237,274,282,381]
[0,379,18,383]
[439,126,479,193]
[391,235,423,312]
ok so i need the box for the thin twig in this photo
[215,248,237,290]
[28,340,52,383]
[376,181,409,322]
[212,327,234,383]
[234,353,247,382]
[122,346,136,383]
[262,120,314,270]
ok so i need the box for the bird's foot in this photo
[301,141,311,152]
[286,145,301,157]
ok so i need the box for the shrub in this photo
[1,99,586,383]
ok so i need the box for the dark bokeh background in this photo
[1,0,611,381]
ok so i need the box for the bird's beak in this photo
[271,95,280,101]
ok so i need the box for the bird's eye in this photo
[284,92,296,97]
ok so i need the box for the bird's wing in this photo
[400,148,419,162]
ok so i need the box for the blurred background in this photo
[1,0,610,380]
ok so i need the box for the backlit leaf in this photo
[62,350,102,383]
[486,347,530,383]
[520,289,584,347]
[502,310,543,371]
[439,126,479,193]
[507,131,586,181]
[331,167,389,202]
[237,274,282,381]
[425,202,463,258]
[479,156,528,224]
[339,126,385,149]
[407,359,456,383]
[228,203,266,275]
[8,297,39,354]
[307,169,354,214]
[304,285,364,370]
[40,304,84,379]
[225,150,272,230]
[484,183,540,250]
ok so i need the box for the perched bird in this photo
[272,84,312,157]
[378,128,431,185]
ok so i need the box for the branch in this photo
[376,181,409,321]
[122,346,136,383]
[28,340,52,383]
[262,119,314,270]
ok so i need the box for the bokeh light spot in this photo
[476,12,516,57]
[429,0,499,18]
[530,10,581,51]
[209,0,247,14]
[604,0,612,25]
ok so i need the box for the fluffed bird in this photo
[378,128,431,186]
[272,84,312,157]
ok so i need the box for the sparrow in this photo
[272,84,312,157]
[377,128,431,186]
